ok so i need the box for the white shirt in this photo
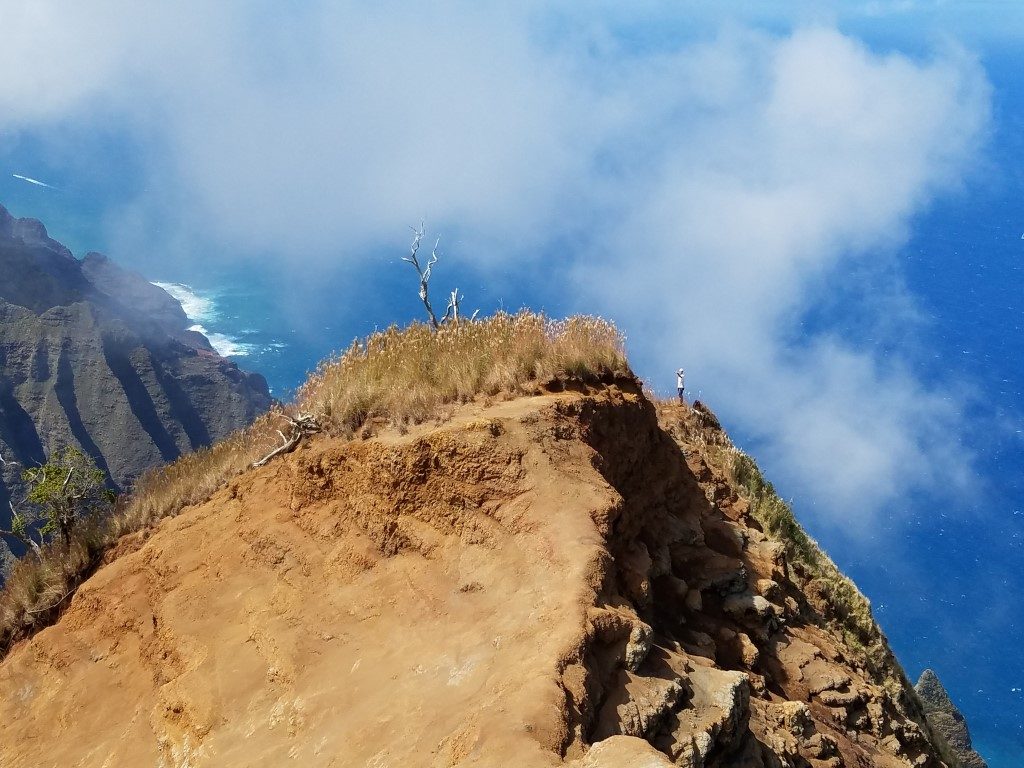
[676,371,685,389]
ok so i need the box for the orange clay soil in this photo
[0,385,950,768]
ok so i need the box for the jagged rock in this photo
[915,669,988,768]
[655,665,751,765]
[755,578,782,602]
[781,700,812,736]
[625,623,654,672]
[805,662,852,695]
[592,671,684,740]
[0,204,272,517]
[803,731,839,759]
[817,687,864,708]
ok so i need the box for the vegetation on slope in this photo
[297,312,628,435]
[0,312,628,657]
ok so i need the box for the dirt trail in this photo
[0,386,951,767]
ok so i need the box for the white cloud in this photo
[578,27,989,522]
[0,5,992,523]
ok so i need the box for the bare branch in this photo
[443,287,462,324]
[401,223,442,329]
[26,586,77,615]
[401,221,425,267]
[252,413,322,468]
[1,501,43,562]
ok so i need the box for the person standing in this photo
[676,368,686,405]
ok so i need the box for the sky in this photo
[1,1,1022,761]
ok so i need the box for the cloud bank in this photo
[0,3,991,523]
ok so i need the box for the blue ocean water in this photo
[0,33,1020,768]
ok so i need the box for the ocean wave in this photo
[153,280,286,360]
[153,281,249,357]
[186,324,255,358]
[153,281,218,323]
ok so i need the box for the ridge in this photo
[0,379,959,767]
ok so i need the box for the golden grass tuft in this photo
[112,414,281,535]
[0,312,629,658]
[297,311,630,435]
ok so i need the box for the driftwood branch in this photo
[26,586,77,615]
[252,413,321,468]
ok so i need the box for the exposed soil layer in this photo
[0,386,952,767]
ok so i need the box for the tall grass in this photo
[297,312,630,435]
[0,312,629,658]
[112,416,280,535]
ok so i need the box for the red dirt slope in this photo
[0,385,950,767]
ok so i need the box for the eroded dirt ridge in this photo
[0,385,951,767]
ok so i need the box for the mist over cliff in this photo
[0,204,271,525]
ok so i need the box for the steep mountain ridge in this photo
[915,670,987,768]
[0,204,272,519]
[0,383,959,767]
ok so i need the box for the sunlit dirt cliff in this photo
[0,375,958,767]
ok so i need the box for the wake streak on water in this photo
[152,281,254,358]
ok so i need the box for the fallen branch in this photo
[252,413,321,468]
[27,586,78,615]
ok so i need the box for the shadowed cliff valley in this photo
[0,204,272,519]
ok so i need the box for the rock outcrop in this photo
[0,384,958,767]
[916,669,987,768]
[0,204,272,514]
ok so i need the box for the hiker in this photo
[676,368,686,405]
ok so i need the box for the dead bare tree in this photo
[403,223,442,329]
[252,412,321,468]
[402,223,473,329]
[442,287,463,324]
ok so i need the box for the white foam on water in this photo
[186,323,255,358]
[153,281,256,357]
[153,281,218,323]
